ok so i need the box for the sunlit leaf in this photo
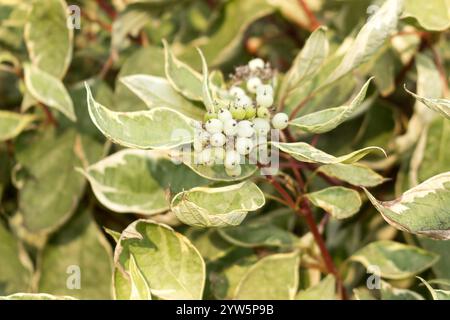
[364,172,450,240]
[0,111,35,141]
[350,240,438,279]
[306,186,362,219]
[296,274,336,300]
[171,181,265,227]
[317,163,387,187]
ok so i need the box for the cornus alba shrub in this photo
[0,0,449,301]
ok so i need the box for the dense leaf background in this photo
[0,0,449,300]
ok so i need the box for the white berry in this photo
[198,148,212,165]
[205,118,223,134]
[272,113,289,130]
[237,121,255,138]
[256,84,273,97]
[196,130,210,145]
[235,95,252,108]
[193,140,203,152]
[210,132,226,147]
[223,119,238,136]
[225,164,242,177]
[248,58,265,71]
[253,118,271,136]
[246,77,262,93]
[224,150,241,169]
[218,108,232,122]
[256,93,273,108]
[229,86,246,98]
[236,138,254,155]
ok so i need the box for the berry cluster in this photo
[194,58,288,177]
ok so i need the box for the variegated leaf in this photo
[171,181,265,228]
[364,172,450,239]
[306,186,362,219]
[404,86,450,120]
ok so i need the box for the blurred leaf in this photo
[121,74,204,119]
[350,240,438,279]
[325,0,402,84]
[296,274,336,300]
[14,128,101,234]
[289,78,372,133]
[24,0,73,78]
[218,221,299,248]
[0,221,32,295]
[0,111,35,141]
[272,142,386,164]
[417,276,450,300]
[80,149,208,215]
[403,0,450,31]
[86,83,195,149]
[234,251,300,299]
[114,220,205,300]
[24,64,75,121]
[38,208,113,299]
[306,186,362,219]
[380,280,423,300]
[317,163,387,187]
[0,293,76,300]
[370,47,396,96]
[171,181,265,227]
[364,172,450,240]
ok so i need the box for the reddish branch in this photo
[297,0,320,31]
[95,0,117,19]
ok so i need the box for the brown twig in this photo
[95,0,117,19]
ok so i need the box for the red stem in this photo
[297,0,320,31]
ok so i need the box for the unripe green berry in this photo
[245,105,257,119]
[257,107,270,119]
[204,111,217,122]
[230,105,246,120]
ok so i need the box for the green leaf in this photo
[234,252,300,300]
[380,280,423,300]
[80,149,208,215]
[14,128,100,234]
[197,48,215,112]
[279,26,329,99]
[403,0,450,31]
[38,208,113,299]
[370,47,396,97]
[114,220,205,300]
[24,64,75,121]
[24,0,73,78]
[163,39,202,101]
[325,0,402,84]
[364,172,450,240]
[0,221,33,295]
[350,240,438,279]
[417,276,450,300]
[296,275,336,300]
[86,83,195,149]
[404,86,450,120]
[186,229,232,261]
[171,181,265,227]
[317,163,387,187]
[0,111,35,141]
[306,186,362,219]
[120,75,204,120]
[0,293,76,300]
[128,254,152,300]
[272,141,386,164]
[218,222,299,248]
[289,78,373,133]
[191,0,274,66]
